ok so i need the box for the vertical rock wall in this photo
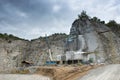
[0,39,29,72]
[69,17,120,63]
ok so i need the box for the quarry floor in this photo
[78,64,120,80]
[34,65,97,80]
[0,64,100,80]
[2,64,120,80]
[0,74,50,80]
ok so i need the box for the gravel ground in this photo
[78,64,120,80]
[0,74,51,80]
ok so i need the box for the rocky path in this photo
[0,74,51,80]
[77,64,120,80]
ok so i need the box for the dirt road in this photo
[77,64,120,80]
[0,74,51,80]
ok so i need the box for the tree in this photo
[100,21,105,24]
[106,20,120,37]
[78,10,89,20]
[106,20,118,27]
[106,20,120,31]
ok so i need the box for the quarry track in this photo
[77,64,120,80]
[1,64,119,80]
[0,74,51,80]
[34,65,97,80]
[0,65,100,80]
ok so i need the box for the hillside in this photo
[0,33,68,72]
[0,11,120,72]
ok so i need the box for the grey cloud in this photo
[0,0,120,39]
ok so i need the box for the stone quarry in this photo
[0,12,120,80]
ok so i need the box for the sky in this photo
[0,0,120,40]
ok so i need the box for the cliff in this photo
[69,11,120,63]
[0,33,67,72]
[0,12,120,72]
[0,37,29,72]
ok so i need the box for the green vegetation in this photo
[31,33,68,41]
[78,11,105,24]
[78,11,120,36]
[49,33,68,41]
[78,11,90,20]
[106,20,120,37]
[90,17,105,24]
[0,33,25,40]
[106,20,120,31]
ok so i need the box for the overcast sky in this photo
[0,0,120,40]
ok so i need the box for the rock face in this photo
[69,12,120,63]
[24,34,66,66]
[0,39,29,72]
[0,12,120,72]
[0,34,67,72]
